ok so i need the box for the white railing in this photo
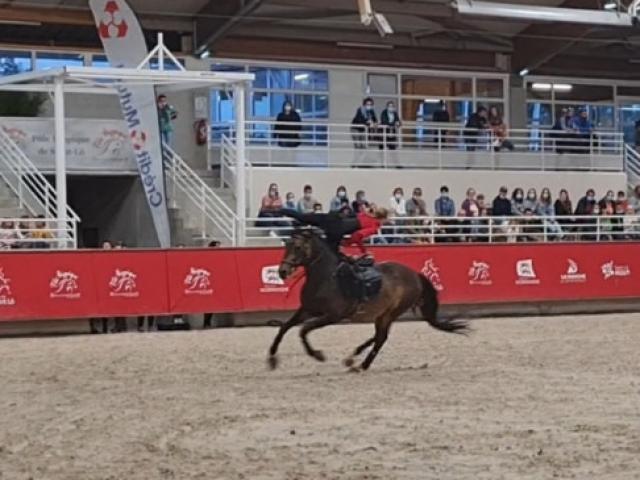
[625,143,640,188]
[0,217,79,250]
[243,214,640,246]
[0,127,79,248]
[163,144,237,245]
[215,121,623,172]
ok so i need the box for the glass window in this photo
[91,55,110,68]
[249,67,269,89]
[589,105,615,129]
[367,73,397,95]
[251,91,271,118]
[0,50,32,76]
[405,99,471,123]
[476,78,503,98]
[527,103,553,127]
[554,84,613,102]
[35,52,84,70]
[401,75,472,97]
[293,70,328,91]
[526,82,552,101]
[211,63,246,72]
[269,68,291,90]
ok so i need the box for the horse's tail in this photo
[418,274,469,334]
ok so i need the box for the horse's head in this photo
[279,228,321,280]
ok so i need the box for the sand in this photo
[1,314,639,480]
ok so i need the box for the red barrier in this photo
[0,243,637,321]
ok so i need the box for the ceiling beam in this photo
[265,0,453,17]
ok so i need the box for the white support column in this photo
[234,82,247,246]
[54,75,68,248]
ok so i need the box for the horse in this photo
[267,229,469,371]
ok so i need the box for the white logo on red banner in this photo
[516,259,540,285]
[421,259,444,291]
[560,259,587,284]
[109,269,139,298]
[468,261,492,286]
[0,268,16,306]
[184,267,213,295]
[601,261,631,280]
[49,270,81,299]
[98,1,128,39]
[260,265,288,293]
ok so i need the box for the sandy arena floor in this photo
[1,314,639,480]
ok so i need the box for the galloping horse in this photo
[268,229,469,371]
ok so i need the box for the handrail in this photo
[0,216,79,250]
[163,144,237,245]
[624,144,640,187]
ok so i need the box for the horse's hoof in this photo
[268,355,278,370]
[348,366,362,374]
[343,357,355,368]
[312,350,326,362]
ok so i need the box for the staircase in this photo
[625,144,640,189]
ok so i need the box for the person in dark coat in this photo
[379,101,401,150]
[273,100,302,148]
[492,186,512,217]
[351,97,378,149]
[465,106,488,151]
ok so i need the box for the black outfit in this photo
[432,109,450,147]
[281,209,360,253]
[351,107,378,149]
[352,199,370,213]
[492,196,512,217]
[554,200,573,216]
[465,113,488,151]
[273,107,302,148]
[575,196,597,240]
[379,109,401,150]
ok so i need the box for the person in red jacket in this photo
[279,205,388,255]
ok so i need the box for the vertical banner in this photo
[88,0,171,248]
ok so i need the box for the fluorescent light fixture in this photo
[531,83,573,92]
[519,68,530,77]
[532,83,552,91]
[553,83,573,92]
[604,0,619,10]
[294,73,309,81]
[336,41,394,50]
[199,50,210,59]
[423,98,441,103]
[455,0,634,26]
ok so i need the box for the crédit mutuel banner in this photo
[89,0,171,248]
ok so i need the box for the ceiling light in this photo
[199,50,210,59]
[553,83,573,92]
[423,98,441,103]
[294,73,309,81]
[519,68,530,77]
[604,0,619,11]
[532,83,552,91]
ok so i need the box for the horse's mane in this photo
[290,227,336,258]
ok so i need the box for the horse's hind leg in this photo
[299,315,338,362]
[343,337,375,367]
[268,309,312,369]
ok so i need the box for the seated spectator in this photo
[616,190,628,212]
[0,220,18,249]
[624,205,640,239]
[297,185,318,213]
[537,187,562,240]
[32,215,54,249]
[488,106,514,152]
[389,187,408,243]
[575,189,597,240]
[492,186,512,217]
[15,214,33,248]
[630,185,640,214]
[351,97,378,149]
[313,202,323,213]
[523,188,538,213]
[380,101,401,150]
[434,186,456,242]
[258,183,286,236]
[599,190,615,212]
[520,208,542,242]
[465,106,489,151]
[511,187,526,215]
[575,188,596,215]
[406,187,429,242]
[273,100,301,148]
[461,188,480,241]
[352,190,370,213]
[284,192,297,210]
[330,186,349,212]
[554,189,573,216]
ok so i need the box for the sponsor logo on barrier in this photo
[49,270,81,299]
[0,268,15,306]
[98,1,128,39]
[601,261,631,280]
[421,259,444,291]
[184,267,213,295]
[516,259,540,285]
[109,269,139,298]
[260,265,288,293]
[560,259,587,284]
[468,261,492,286]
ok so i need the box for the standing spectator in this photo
[330,186,349,212]
[351,97,378,149]
[572,109,593,152]
[32,215,54,249]
[488,106,514,152]
[273,100,301,148]
[523,188,538,213]
[432,100,450,148]
[537,187,562,240]
[297,185,317,213]
[284,192,297,210]
[90,240,113,334]
[492,186,512,217]
[465,106,489,151]
[157,94,177,147]
[511,187,526,215]
[434,186,456,217]
[380,101,401,150]
[0,221,18,250]
[629,185,640,214]
[258,183,285,236]
[352,190,370,213]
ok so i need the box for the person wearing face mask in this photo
[284,192,296,210]
[274,100,302,148]
[492,186,512,217]
[259,183,285,236]
[575,188,597,239]
[157,94,177,147]
[523,188,538,213]
[598,190,616,212]
[297,185,318,213]
[330,186,350,212]
[406,188,428,241]
[380,101,401,150]
[575,188,597,215]
[351,97,378,149]
[388,187,408,243]
[434,186,456,242]
[511,187,526,216]
[536,187,562,240]
[352,190,370,213]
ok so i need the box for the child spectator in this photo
[284,192,296,210]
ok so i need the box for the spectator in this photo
[313,202,323,213]
[330,186,350,212]
[575,188,597,240]
[352,190,370,213]
[537,187,562,240]
[101,240,113,249]
[630,185,640,214]
[157,94,177,147]
[575,188,597,215]
[389,187,407,217]
[351,97,378,149]
[624,205,640,239]
[434,185,456,217]
[432,100,450,148]
[32,215,54,249]
[572,109,593,140]
[554,189,574,237]
[258,183,285,236]
[613,200,626,240]
[297,185,318,213]
[16,215,32,249]
[0,221,18,249]
[523,188,538,212]
[598,190,615,212]
[520,208,542,242]
[273,100,302,148]
[406,187,427,217]
[380,101,401,150]
[488,106,514,152]
[475,193,489,241]
[616,190,628,213]
[460,188,480,239]
[284,192,297,210]
[492,186,512,216]
[511,187,526,215]
[465,106,489,151]
[203,240,221,329]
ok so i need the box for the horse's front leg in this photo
[299,315,340,362]
[268,309,312,370]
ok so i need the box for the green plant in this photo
[0,91,46,117]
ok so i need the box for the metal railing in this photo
[243,214,640,246]
[214,121,623,172]
[163,144,237,245]
[0,217,79,250]
[625,143,640,188]
[0,127,79,248]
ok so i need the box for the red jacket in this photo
[343,212,381,253]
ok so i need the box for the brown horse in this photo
[268,229,468,371]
